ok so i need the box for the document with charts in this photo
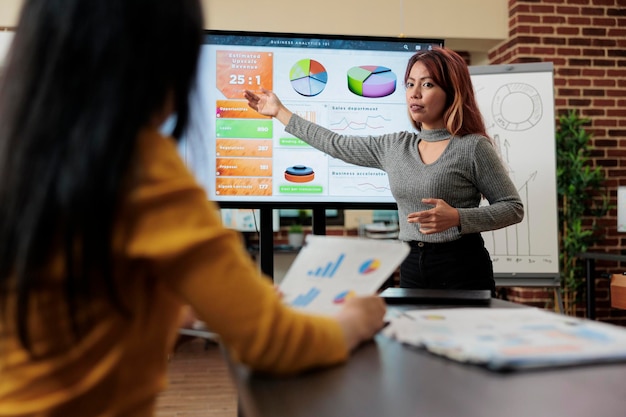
[384,307,626,371]
[279,235,409,315]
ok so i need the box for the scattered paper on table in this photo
[383,307,626,371]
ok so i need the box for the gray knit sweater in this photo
[285,115,524,243]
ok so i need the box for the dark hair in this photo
[0,0,203,350]
[404,47,489,138]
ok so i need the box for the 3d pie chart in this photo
[290,59,328,97]
[347,65,397,98]
[284,165,315,182]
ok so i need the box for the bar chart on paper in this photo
[307,254,345,278]
[292,287,321,308]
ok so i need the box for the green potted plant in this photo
[556,110,611,315]
[287,210,308,248]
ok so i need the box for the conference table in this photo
[225,292,626,417]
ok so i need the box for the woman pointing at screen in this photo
[245,47,524,295]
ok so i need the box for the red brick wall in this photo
[488,0,626,323]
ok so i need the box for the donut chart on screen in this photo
[347,65,397,98]
[289,59,328,97]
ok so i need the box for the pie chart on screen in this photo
[290,59,328,97]
[347,65,397,98]
[359,258,381,274]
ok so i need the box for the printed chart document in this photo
[384,307,626,371]
[279,235,409,315]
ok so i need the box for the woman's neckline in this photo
[419,128,451,142]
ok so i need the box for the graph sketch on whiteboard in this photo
[470,63,559,277]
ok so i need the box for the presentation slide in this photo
[180,31,443,205]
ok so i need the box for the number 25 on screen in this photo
[229,74,261,85]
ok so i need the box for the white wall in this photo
[0,0,506,56]
[0,0,22,27]
[201,0,507,55]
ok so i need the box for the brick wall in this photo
[487,0,626,323]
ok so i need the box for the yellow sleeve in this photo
[122,130,349,375]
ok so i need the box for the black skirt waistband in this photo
[406,233,483,249]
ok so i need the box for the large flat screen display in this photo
[180,30,444,207]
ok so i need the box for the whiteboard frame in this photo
[469,62,560,287]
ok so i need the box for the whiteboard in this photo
[470,63,560,285]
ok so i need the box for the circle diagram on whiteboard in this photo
[284,165,315,183]
[347,65,397,98]
[290,59,328,97]
[491,83,543,131]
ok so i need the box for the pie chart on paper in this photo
[333,290,356,304]
[347,65,397,98]
[359,258,381,274]
[290,59,328,97]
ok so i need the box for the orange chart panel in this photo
[216,100,269,119]
[216,177,272,196]
[216,50,273,99]
[216,139,273,157]
[216,158,273,177]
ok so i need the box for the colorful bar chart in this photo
[307,254,345,278]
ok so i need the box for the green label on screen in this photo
[279,185,324,194]
[216,119,273,138]
[279,137,309,146]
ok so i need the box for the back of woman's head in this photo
[0,0,203,349]
[404,47,488,138]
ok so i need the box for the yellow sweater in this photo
[0,128,348,417]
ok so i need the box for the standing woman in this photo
[245,47,524,295]
[0,1,385,416]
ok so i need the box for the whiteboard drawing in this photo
[492,83,543,131]
[470,63,559,277]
